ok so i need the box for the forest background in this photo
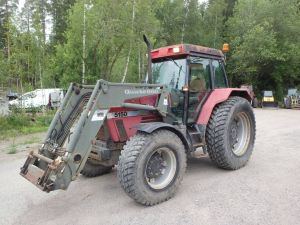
[0,0,299,100]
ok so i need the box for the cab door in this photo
[187,57,212,123]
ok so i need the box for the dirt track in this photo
[0,109,300,225]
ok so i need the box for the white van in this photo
[9,89,63,109]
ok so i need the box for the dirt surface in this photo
[0,109,300,225]
[0,132,45,160]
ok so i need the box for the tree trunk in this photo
[121,0,136,83]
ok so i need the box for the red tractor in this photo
[20,38,256,206]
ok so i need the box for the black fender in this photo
[133,122,192,152]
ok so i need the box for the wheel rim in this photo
[229,112,251,156]
[145,147,177,190]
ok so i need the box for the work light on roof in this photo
[173,47,180,53]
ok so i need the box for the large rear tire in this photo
[117,130,187,206]
[80,159,113,177]
[206,96,256,170]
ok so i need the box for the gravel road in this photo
[0,109,299,225]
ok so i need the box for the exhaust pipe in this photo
[143,34,152,84]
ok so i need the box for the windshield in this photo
[152,58,186,90]
[288,89,298,96]
[264,91,273,97]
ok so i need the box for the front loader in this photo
[20,41,256,205]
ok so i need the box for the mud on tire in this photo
[206,96,256,170]
[117,130,187,206]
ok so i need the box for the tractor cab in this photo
[151,44,228,124]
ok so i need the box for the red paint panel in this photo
[151,45,186,59]
[106,109,160,142]
[106,119,120,141]
[197,88,251,125]
[151,44,224,60]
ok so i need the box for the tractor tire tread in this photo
[206,96,256,170]
[118,130,186,206]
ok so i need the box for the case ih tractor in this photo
[20,38,256,206]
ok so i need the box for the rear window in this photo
[264,91,273,97]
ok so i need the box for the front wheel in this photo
[117,130,187,206]
[206,96,256,170]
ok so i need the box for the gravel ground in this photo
[0,108,299,225]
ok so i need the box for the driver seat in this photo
[190,78,206,92]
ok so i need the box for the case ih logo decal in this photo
[124,89,160,95]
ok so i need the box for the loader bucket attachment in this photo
[20,80,164,192]
[20,81,107,191]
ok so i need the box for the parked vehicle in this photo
[284,88,300,109]
[6,90,18,101]
[49,90,65,109]
[9,89,63,110]
[262,90,278,108]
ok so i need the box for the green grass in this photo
[0,111,54,139]
[8,143,17,154]
[22,136,41,145]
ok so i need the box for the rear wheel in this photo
[80,159,113,177]
[118,130,187,206]
[206,96,256,170]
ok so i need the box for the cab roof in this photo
[151,44,224,60]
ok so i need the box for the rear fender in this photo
[197,88,251,125]
[134,122,192,152]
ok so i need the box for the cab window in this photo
[189,57,211,92]
[211,60,227,88]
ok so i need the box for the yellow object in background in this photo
[263,97,274,102]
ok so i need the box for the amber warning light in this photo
[222,43,230,53]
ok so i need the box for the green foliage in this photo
[0,112,53,138]
[0,0,299,102]
[22,136,40,145]
[226,0,300,100]
[8,143,17,154]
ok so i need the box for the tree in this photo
[49,0,76,46]
[227,0,300,99]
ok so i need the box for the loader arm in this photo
[20,80,165,192]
